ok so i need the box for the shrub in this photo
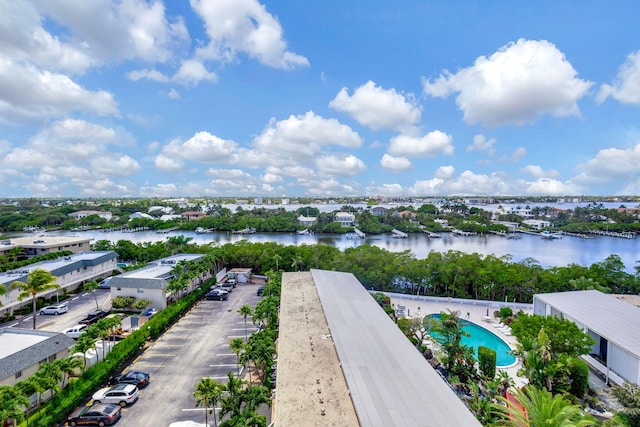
[499,307,513,321]
[478,346,496,379]
[568,357,589,398]
[111,296,136,309]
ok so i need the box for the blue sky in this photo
[2,0,640,198]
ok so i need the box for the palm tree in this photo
[238,305,253,342]
[229,338,245,378]
[73,335,96,372]
[0,283,6,307]
[290,255,303,272]
[493,386,597,427]
[11,269,61,329]
[193,377,225,427]
[272,253,282,272]
[83,280,101,310]
[219,372,245,420]
[52,357,83,387]
[0,385,30,427]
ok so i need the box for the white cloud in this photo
[597,50,640,104]
[207,168,252,179]
[434,165,455,179]
[380,154,411,171]
[262,172,283,184]
[388,130,453,157]
[36,0,189,65]
[0,56,118,122]
[467,134,496,152]
[154,154,183,172]
[127,68,170,82]
[172,59,218,86]
[254,111,362,162]
[520,165,560,179]
[574,144,640,184]
[167,88,181,99]
[90,154,141,176]
[329,81,421,131]
[299,177,359,197]
[511,147,527,162]
[315,154,366,177]
[191,0,309,69]
[139,183,180,198]
[423,39,592,127]
[408,170,511,196]
[365,183,404,196]
[162,132,238,163]
[519,178,578,196]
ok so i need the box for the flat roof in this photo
[311,269,480,426]
[535,290,640,357]
[274,272,359,426]
[118,254,204,280]
[9,235,93,247]
[0,329,49,359]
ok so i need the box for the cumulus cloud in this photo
[191,0,309,69]
[575,144,640,183]
[388,130,453,157]
[127,68,170,83]
[315,154,366,177]
[90,154,141,176]
[520,165,560,178]
[423,39,592,127]
[36,0,189,65]
[329,81,421,131]
[519,178,578,196]
[467,134,496,152]
[155,154,183,172]
[254,111,362,162]
[380,154,412,171]
[167,88,181,99]
[172,59,218,86]
[161,132,238,163]
[597,50,640,104]
[365,183,405,196]
[0,56,118,123]
[408,170,510,196]
[434,165,455,179]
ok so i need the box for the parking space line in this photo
[8,322,18,327]
[72,296,79,301]
[215,353,234,357]
[208,364,236,367]
[182,407,220,412]
[226,335,245,339]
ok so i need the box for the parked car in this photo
[61,324,88,339]
[256,287,265,296]
[209,285,229,294]
[79,309,109,325]
[140,307,157,317]
[111,371,150,388]
[39,303,68,315]
[98,277,112,289]
[204,289,229,301]
[68,403,121,426]
[219,282,234,292]
[92,383,139,407]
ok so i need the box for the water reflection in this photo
[42,229,640,271]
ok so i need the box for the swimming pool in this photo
[426,313,516,367]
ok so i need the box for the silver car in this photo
[39,303,69,315]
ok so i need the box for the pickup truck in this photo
[79,309,109,325]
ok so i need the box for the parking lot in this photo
[109,281,265,427]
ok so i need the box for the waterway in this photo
[39,228,639,272]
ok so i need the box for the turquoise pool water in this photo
[426,314,516,367]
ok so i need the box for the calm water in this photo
[40,228,640,271]
[427,313,516,367]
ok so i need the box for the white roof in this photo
[311,269,481,427]
[535,290,640,357]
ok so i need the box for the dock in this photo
[452,229,476,236]
[232,227,256,234]
[157,227,179,234]
[347,227,366,239]
[588,229,635,239]
[391,229,408,238]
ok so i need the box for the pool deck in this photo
[387,294,533,387]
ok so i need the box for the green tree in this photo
[238,305,253,343]
[230,337,245,377]
[612,382,640,427]
[510,314,595,357]
[11,269,61,329]
[193,377,225,427]
[492,386,597,426]
[52,357,83,388]
[84,280,101,310]
[431,310,476,383]
[0,385,29,427]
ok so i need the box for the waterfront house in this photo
[180,211,206,221]
[335,212,355,227]
[370,206,388,216]
[297,215,317,226]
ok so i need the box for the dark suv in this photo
[79,309,109,325]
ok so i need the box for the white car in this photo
[61,324,88,339]
[92,384,139,407]
[39,303,69,315]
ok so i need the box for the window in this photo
[15,371,22,379]
[137,288,144,294]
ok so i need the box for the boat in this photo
[540,231,562,240]
[195,227,213,234]
[506,233,521,239]
[297,228,311,235]
[232,227,256,234]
